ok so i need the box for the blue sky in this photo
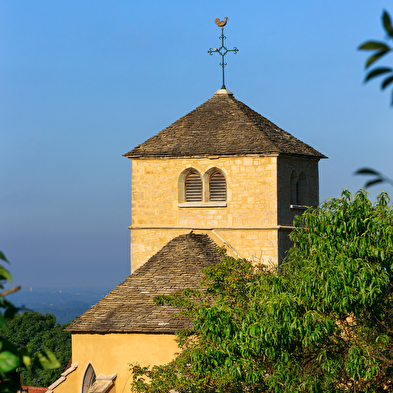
[1,0,392,289]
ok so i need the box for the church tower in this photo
[124,88,326,272]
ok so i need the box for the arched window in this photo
[185,170,202,202]
[209,170,227,201]
[82,364,96,393]
[290,170,308,206]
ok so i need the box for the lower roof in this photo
[67,233,223,334]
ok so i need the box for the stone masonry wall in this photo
[129,156,280,272]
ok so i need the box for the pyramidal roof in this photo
[67,233,223,334]
[124,89,326,159]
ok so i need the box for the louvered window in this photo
[185,171,202,202]
[82,364,96,393]
[209,171,226,201]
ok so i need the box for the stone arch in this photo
[178,167,203,203]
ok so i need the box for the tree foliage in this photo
[359,10,393,105]
[131,190,393,392]
[3,312,71,387]
[0,252,60,393]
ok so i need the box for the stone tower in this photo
[124,89,326,272]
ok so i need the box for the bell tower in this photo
[124,88,326,272]
[124,17,326,272]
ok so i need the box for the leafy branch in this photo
[355,11,393,189]
[359,10,393,105]
[355,167,393,188]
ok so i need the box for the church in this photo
[46,22,326,393]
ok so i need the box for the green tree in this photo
[131,190,393,392]
[3,312,71,387]
[0,252,60,393]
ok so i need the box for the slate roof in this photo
[124,90,326,159]
[67,233,223,334]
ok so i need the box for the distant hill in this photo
[7,286,111,324]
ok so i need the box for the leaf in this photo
[382,11,393,39]
[0,252,9,264]
[0,351,20,372]
[365,51,390,68]
[358,41,390,51]
[19,347,32,370]
[35,347,60,370]
[365,178,383,188]
[0,266,12,284]
[364,67,393,82]
[381,75,393,90]
[355,168,381,176]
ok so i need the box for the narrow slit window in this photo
[185,171,202,202]
[290,170,308,206]
[209,171,226,201]
[290,170,298,205]
[297,172,308,205]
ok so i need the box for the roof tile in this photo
[67,233,223,333]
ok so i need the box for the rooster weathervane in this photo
[208,17,239,90]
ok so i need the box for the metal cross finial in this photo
[208,17,239,90]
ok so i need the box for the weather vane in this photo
[208,17,239,90]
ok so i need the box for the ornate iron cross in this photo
[208,17,239,90]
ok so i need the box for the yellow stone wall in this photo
[129,155,320,270]
[52,333,178,393]
[130,156,281,271]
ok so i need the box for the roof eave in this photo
[67,328,181,334]
[280,152,328,160]
[124,152,327,160]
